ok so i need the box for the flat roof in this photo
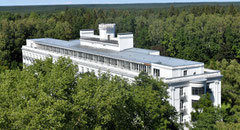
[29,38,203,67]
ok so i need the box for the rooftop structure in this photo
[80,23,133,51]
[22,23,222,125]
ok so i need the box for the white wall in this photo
[151,63,173,78]
[172,66,204,78]
[99,24,116,40]
[80,30,94,37]
[118,34,134,51]
[151,63,204,79]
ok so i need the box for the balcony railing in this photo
[180,106,187,115]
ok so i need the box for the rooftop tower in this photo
[99,23,116,41]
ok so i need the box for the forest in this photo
[0,3,239,129]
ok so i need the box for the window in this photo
[153,69,160,77]
[56,48,60,53]
[47,46,51,51]
[147,66,151,74]
[68,50,73,55]
[124,62,130,70]
[99,56,104,63]
[110,59,117,66]
[74,51,77,57]
[180,100,184,109]
[180,113,184,123]
[139,65,146,72]
[104,57,110,65]
[93,55,98,62]
[64,49,68,55]
[118,60,124,68]
[192,87,204,95]
[78,52,82,58]
[52,47,56,52]
[184,70,187,76]
[180,87,183,96]
[82,53,87,59]
[87,54,93,60]
[60,48,64,54]
[132,63,139,71]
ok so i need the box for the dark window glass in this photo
[206,83,212,94]
[180,87,183,96]
[192,87,204,95]
[78,52,82,58]
[99,56,104,63]
[180,100,184,109]
[180,113,184,123]
[74,51,77,57]
[153,69,160,77]
[184,70,187,76]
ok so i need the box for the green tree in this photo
[0,57,78,129]
[208,59,240,123]
[0,57,179,129]
[191,93,224,130]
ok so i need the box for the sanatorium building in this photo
[22,23,222,123]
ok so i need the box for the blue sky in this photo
[0,0,239,6]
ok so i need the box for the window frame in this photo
[192,87,204,95]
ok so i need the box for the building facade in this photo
[22,23,222,123]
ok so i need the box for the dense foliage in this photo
[0,57,179,129]
[189,59,240,129]
[0,5,240,69]
[191,94,224,129]
[207,60,240,123]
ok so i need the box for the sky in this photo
[0,0,239,6]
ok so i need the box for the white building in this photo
[22,23,222,123]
